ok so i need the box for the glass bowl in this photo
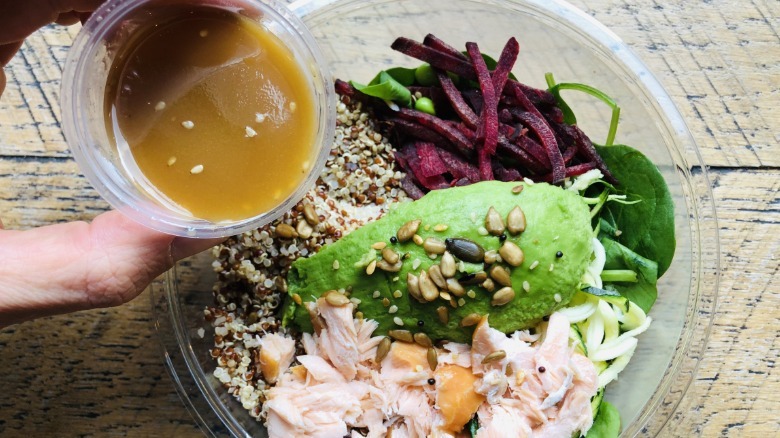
[150,0,720,436]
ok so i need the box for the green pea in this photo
[414,97,436,115]
[414,64,437,86]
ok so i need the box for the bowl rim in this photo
[152,0,720,436]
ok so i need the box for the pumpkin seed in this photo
[461,313,482,327]
[388,329,413,343]
[324,290,350,307]
[491,287,516,306]
[440,252,457,277]
[507,206,526,234]
[419,270,440,302]
[382,247,400,264]
[489,265,512,287]
[303,203,320,225]
[407,273,423,302]
[485,206,505,236]
[436,306,449,324]
[445,238,485,263]
[296,219,313,239]
[481,350,507,364]
[511,185,524,194]
[377,259,403,272]
[414,332,433,348]
[423,237,446,254]
[397,219,421,242]
[446,278,465,297]
[375,337,391,362]
[275,223,298,239]
[427,347,438,371]
[481,278,496,292]
[428,265,447,289]
[499,241,524,267]
[484,250,499,265]
[439,291,452,301]
[366,260,377,275]
[459,271,487,285]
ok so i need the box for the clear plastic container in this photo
[150,0,720,436]
[61,0,335,238]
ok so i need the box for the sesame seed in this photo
[467,290,476,299]
[529,260,540,270]
[553,235,560,241]
[470,212,477,223]
[433,224,448,232]
[554,293,562,303]
[255,113,266,123]
[182,120,195,129]
[199,29,209,37]
[155,101,166,111]
[477,226,489,236]
[412,259,421,270]
[332,260,340,270]
[190,164,204,174]
[549,264,555,272]
[429,254,438,260]
[393,290,402,299]
[523,177,535,185]
[382,298,390,307]
[245,126,257,138]
[392,277,399,283]
[372,291,381,299]
[289,102,297,112]
[615,230,623,237]
[522,281,530,292]
[389,305,398,314]
[167,156,177,166]
[393,317,404,326]
[458,298,466,307]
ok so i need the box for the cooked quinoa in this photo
[203,95,408,419]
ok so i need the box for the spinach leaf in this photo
[384,67,417,86]
[467,416,479,437]
[586,401,621,438]
[597,145,675,276]
[350,70,412,107]
[600,237,658,313]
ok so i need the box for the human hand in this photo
[0,1,223,328]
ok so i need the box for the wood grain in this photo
[0,0,777,437]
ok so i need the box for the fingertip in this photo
[0,68,5,99]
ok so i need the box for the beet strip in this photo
[423,34,468,60]
[437,148,481,182]
[417,142,449,177]
[401,143,450,190]
[467,42,499,180]
[509,81,545,120]
[515,134,551,168]
[391,37,476,80]
[389,117,449,145]
[515,111,566,183]
[570,125,618,184]
[492,158,522,182]
[436,69,479,129]
[497,138,548,174]
[562,145,578,164]
[397,108,474,158]
[538,162,598,182]
[400,175,425,200]
[491,37,519,96]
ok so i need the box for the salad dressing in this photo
[105,6,316,221]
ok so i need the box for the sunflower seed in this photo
[440,252,457,277]
[419,270,440,302]
[414,332,433,348]
[485,206,505,236]
[481,278,496,292]
[491,287,516,306]
[507,206,526,234]
[436,306,449,324]
[423,237,446,255]
[481,350,506,364]
[275,223,298,239]
[489,265,512,287]
[296,220,313,239]
[412,234,424,245]
[407,273,423,302]
[388,329,413,343]
[397,219,422,242]
[324,290,350,307]
[372,241,387,250]
[427,347,438,371]
[459,271,487,285]
[428,265,447,289]
[376,337,391,362]
[382,247,400,264]
[377,259,403,272]
[366,260,377,275]
[445,238,485,263]
[439,291,452,301]
[484,250,499,265]
[303,203,320,225]
[446,278,465,297]
[461,313,482,327]
[499,241,524,267]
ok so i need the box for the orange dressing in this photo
[105,6,316,221]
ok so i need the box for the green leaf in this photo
[351,70,412,107]
[597,145,676,276]
[585,401,621,438]
[468,416,479,437]
[545,72,577,125]
[545,73,621,146]
[600,237,658,313]
[384,67,417,86]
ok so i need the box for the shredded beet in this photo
[423,34,468,60]
[397,108,474,158]
[391,37,476,80]
[491,37,519,96]
[436,69,478,129]
[417,142,449,178]
[466,42,499,180]
[514,111,566,184]
[437,148,481,182]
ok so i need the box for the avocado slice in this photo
[284,181,592,343]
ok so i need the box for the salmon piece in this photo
[316,297,361,380]
[437,342,472,368]
[381,341,433,386]
[258,332,296,383]
[435,364,485,434]
[476,403,532,438]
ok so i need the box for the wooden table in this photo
[0,0,777,436]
